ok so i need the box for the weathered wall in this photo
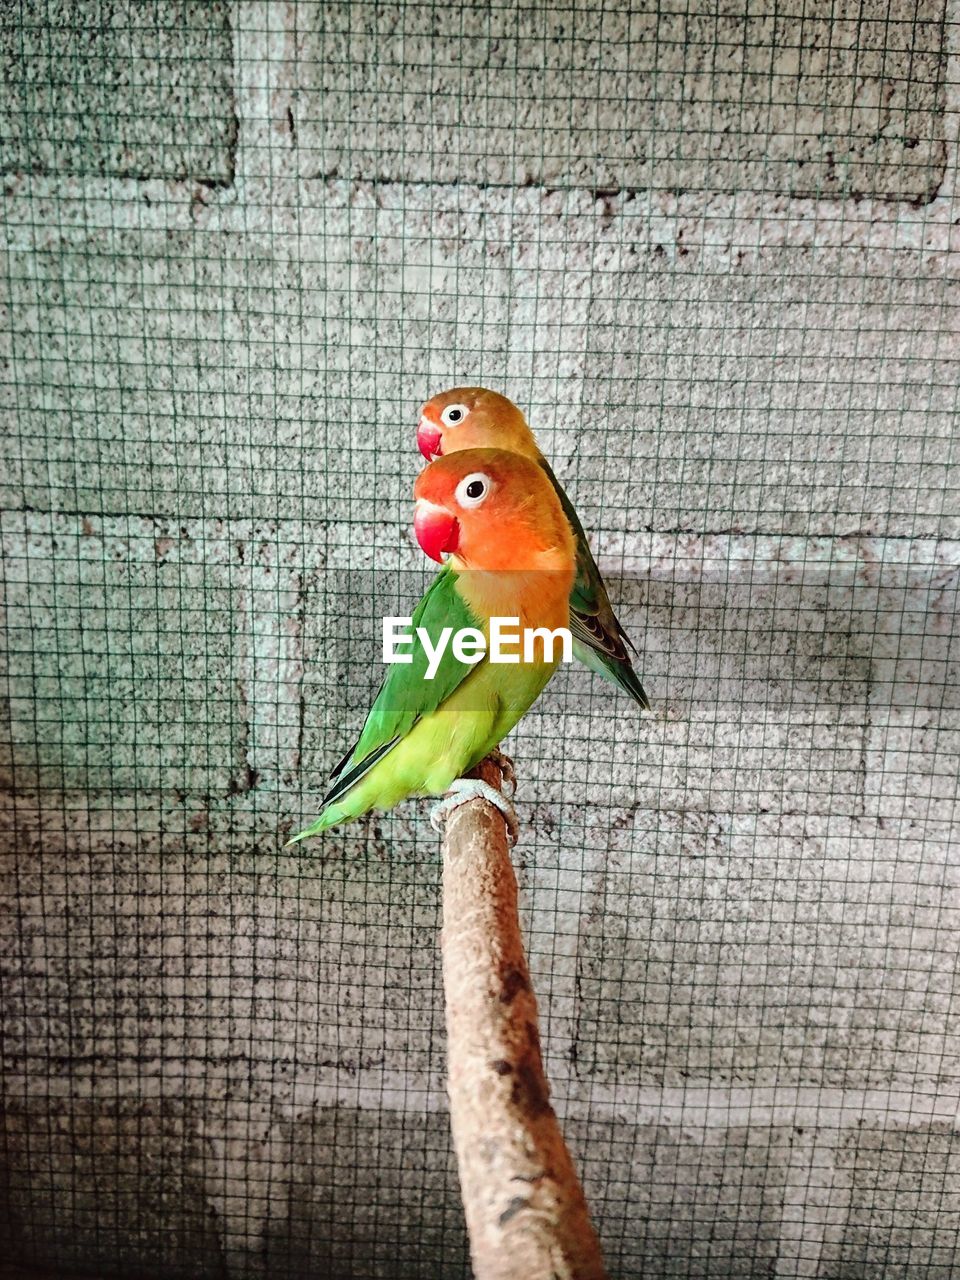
[1,2,958,1278]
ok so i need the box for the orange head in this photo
[413,448,573,575]
[417,387,541,463]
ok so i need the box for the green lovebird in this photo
[287,447,576,843]
[417,387,649,710]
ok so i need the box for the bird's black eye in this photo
[441,403,470,428]
[455,471,492,509]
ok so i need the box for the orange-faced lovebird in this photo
[417,387,649,710]
[287,448,575,844]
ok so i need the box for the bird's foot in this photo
[485,748,517,798]
[430,779,520,847]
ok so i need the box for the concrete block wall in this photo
[1,3,958,1277]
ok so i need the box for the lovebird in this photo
[287,448,576,843]
[417,387,649,710]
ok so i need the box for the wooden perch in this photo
[439,755,607,1280]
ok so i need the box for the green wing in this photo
[539,458,649,710]
[320,563,483,809]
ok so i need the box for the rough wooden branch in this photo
[439,755,607,1280]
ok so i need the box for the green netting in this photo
[1,3,958,1278]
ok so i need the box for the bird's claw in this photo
[430,779,520,846]
[485,748,517,798]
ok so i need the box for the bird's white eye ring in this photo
[441,403,470,428]
[455,472,492,509]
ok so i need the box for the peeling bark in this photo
[439,756,607,1280]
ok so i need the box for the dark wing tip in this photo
[329,744,355,779]
[570,609,650,710]
[321,737,400,810]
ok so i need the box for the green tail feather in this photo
[573,637,650,711]
[285,802,354,846]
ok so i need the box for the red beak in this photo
[414,501,459,562]
[417,416,443,460]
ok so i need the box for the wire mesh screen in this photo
[1,2,958,1277]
